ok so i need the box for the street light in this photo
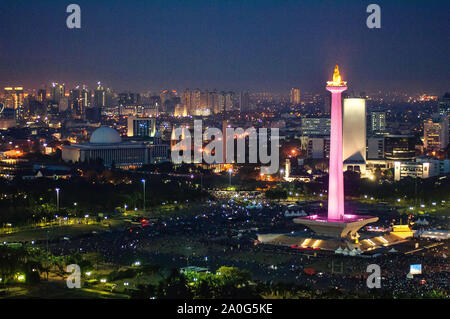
[55,188,60,212]
[228,169,233,187]
[141,179,146,211]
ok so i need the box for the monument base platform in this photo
[293,214,379,239]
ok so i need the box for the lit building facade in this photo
[127,116,156,138]
[371,111,386,134]
[62,126,169,168]
[290,88,301,104]
[423,114,449,152]
[394,158,450,181]
[343,98,366,174]
[301,117,330,136]
[3,87,24,109]
[384,135,416,160]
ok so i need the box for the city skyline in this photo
[1,0,449,94]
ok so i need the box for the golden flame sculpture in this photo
[327,65,347,87]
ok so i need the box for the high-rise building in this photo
[423,114,449,152]
[192,89,201,113]
[371,111,386,134]
[290,88,300,104]
[343,98,366,174]
[50,83,65,103]
[224,92,234,111]
[119,92,140,106]
[216,92,226,114]
[3,87,24,109]
[94,83,106,107]
[182,90,192,114]
[301,117,331,136]
[127,116,157,138]
[239,91,250,112]
[37,89,46,103]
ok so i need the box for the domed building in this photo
[62,126,169,168]
[89,126,123,144]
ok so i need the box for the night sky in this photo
[0,0,449,94]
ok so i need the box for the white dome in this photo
[89,126,122,144]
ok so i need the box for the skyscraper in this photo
[290,88,300,105]
[423,114,449,152]
[239,91,250,112]
[50,83,65,103]
[94,82,106,107]
[371,111,386,134]
[3,87,24,109]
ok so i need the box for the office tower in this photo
[94,82,106,107]
[182,90,192,114]
[423,114,449,152]
[50,83,65,103]
[208,91,219,113]
[119,92,140,106]
[192,89,201,113]
[105,88,114,106]
[216,92,226,114]
[290,88,300,104]
[301,117,331,136]
[37,89,46,103]
[343,98,367,173]
[3,87,24,109]
[69,86,89,117]
[239,91,250,112]
[371,111,386,134]
[384,135,416,160]
[127,116,157,138]
[200,90,209,110]
[57,96,68,112]
[224,92,234,111]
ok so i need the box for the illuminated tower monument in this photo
[326,65,347,221]
[294,66,378,239]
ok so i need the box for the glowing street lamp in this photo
[55,188,60,212]
[141,179,146,211]
[228,169,233,187]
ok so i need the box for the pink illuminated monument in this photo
[294,66,378,239]
[326,65,347,221]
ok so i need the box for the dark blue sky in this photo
[0,0,449,94]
